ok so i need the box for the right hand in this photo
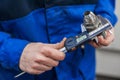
[89,28,114,48]
[19,38,66,75]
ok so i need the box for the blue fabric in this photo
[94,0,117,26]
[0,0,117,80]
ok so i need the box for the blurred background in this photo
[96,0,120,80]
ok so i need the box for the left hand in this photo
[90,28,115,48]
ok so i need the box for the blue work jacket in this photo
[0,0,117,80]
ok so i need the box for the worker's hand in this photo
[19,38,66,75]
[90,28,115,48]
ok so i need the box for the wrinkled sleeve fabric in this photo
[95,0,117,26]
[0,28,29,71]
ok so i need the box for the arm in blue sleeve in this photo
[95,0,118,26]
[0,30,29,71]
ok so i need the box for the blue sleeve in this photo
[95,0,118,26]
[0,30,29,71]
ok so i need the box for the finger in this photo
[89,41,102,48]
[42,46,65,61]
[28,68,45,75]
[32,63,52,71]
[35,55,59,67]
[98,32,114,46]
[57,37,67,49]
[43,37,67,49]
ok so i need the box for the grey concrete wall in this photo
[96,0,120,78]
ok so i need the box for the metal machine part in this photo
[83,11,108,39]
[83,11,100,32]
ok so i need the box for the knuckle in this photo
[38,71,45,74]
[35,71,40,75]
[59,53,65,60]
[36,57,46,63]
[33,71,41,75]
[54,62,59,67]
[47,67,53,70]
[35,71,45,75]
[104,41,111,46]
[40,46,46,53]
[46,51,52,57]
[32,64,38,69]
[28,69,35,74]
[41,47,51,57]
[35,55,47,63]
[35,56,43,62]
[39,71,45,74]
[105,44,109,46]
[103,42,109,46]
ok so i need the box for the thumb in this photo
[44,37,67,49]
